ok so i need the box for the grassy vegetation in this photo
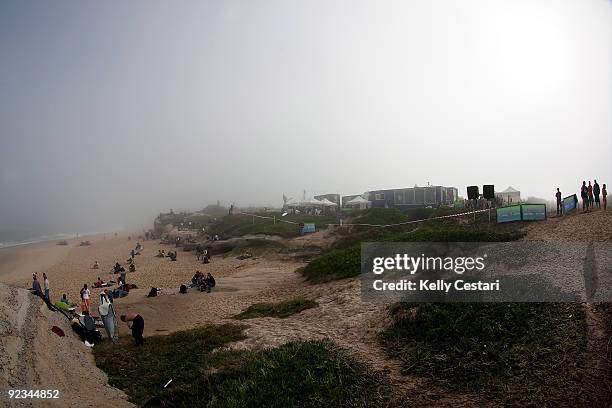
[380,302,588,406]
[333,207,518,250]
[207,213,338,238]
[302,225,522,284]
[301,246,361,283]
[234,297,318,319]
[93,324,247,404]
[94,325,394,407]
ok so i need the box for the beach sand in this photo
[0,234,309,337]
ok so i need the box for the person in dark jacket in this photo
[593,180,601,209]
[581,181,588,212]
[121,312,145,346]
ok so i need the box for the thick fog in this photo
[1,0,610,234]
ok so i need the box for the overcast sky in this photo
[1,0,610,233]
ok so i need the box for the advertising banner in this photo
[302,223,316,234]
[521,204,546,221]
[496,205,521,223]
[563,194,578,214]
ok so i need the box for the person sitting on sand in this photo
[94,277,104,288]
[129,263,136,272]
[156,249,165,257]
[191,271,202,286]
[114,262,125,274]
[92,261,99,269]
[168,251,177,261]
[104,288,114,303]
[60,293,70,305]
[205,273,216,293]
[121,312,145,346]
[237,251,252,260]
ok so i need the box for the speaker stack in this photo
[483,185,495,200]
[467,186,479,200]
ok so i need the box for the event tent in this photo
[495,186,521,204]
[318,198,338,207]
[345,195,371,209]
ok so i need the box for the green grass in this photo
[207,213,338,238]
[302,226,522,284]
[234,297,318,319]
[380,302,588,406]
[333,207,520,250]
[301,246,362,283]
[93,325,395,407]
[93,324,247,405]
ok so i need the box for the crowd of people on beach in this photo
[190,271,216,292]
[555,179,607,215]
[579,180,607,212]
[28,235,222,348]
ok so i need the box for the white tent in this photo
[299,197,326,207]
[495,186,521,204]
[345,195,371,209]
[318,198,338,207]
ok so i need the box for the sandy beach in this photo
[0,233,313,338]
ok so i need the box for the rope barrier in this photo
[237,208,491,229]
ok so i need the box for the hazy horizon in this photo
[1,0,611,235]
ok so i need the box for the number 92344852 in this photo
[7,389,60,399]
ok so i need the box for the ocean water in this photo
[0,230,106,249]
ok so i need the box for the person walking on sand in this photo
[588,181,594,208]
[555,188,563,215]
[593,180,601,209]
[80,284,91,311]
[581,181,588,212]
[121,312,145,346]
[602,184,607,211]
[43,273,50,301]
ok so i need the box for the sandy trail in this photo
[520,209,612,242]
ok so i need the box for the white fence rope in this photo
[237,208,491,229]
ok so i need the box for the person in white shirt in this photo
[80,284,91,312]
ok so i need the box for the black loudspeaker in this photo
[483,185,495,200]
[467,186,479,200]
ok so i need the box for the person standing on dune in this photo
[602,184,607,211]
[32,273,43,296]
[587,181,594,209]
[593,180,600,209]
[555,188,562,215]
[43,273,50,301]
[581,181,588,212]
